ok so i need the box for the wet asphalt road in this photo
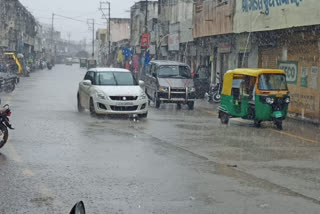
[0,65,320,214]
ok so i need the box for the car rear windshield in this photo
[95,72,138,86]
[158,65,191,79]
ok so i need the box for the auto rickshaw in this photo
[87,59,97,69]
[218,69,290,130]
[80,58,87,68]
[4,53,22,74]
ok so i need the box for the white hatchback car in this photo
[77,68,148,118]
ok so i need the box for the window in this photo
[84,71,95,83]
[151,64,157,77]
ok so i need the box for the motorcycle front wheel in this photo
[0,124,8,149]
[212,92,221,103]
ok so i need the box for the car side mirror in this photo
[69,201,85,214]
[83,80,92,86]
[139,80,145,88]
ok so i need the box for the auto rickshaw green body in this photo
[218,69,290,129]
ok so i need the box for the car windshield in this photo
[95,71,137,86]
[158,65,191,78]
[259,74,288,90]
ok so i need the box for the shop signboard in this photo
[218,43,231,53]
[168,33,180,51]
[278,61,298,85]
[311,66,318,89]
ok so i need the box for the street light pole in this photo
[87,19,95,58]
[51,13,55,60]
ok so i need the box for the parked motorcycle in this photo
[47,62,53,70]
[207,82,222,103]
[0,104,14,149]
[24,65,31,77]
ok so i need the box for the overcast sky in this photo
[20,0,137,41]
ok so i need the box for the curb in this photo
[287,113,320,126]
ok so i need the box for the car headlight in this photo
[139,93,147,100]
[96,92,108,100]
[266,97,274,104]
[189,87,196,92]
[285,97,290,104]
[159,86,168,92]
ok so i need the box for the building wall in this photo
[158,0,193,43]
[234,0,320,33]
[258,30,320,119]
[110,19,130,43]
[193,0,235,38]
[130,1,158,47]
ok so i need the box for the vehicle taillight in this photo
[7,112,11,117]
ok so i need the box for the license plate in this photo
[116,102,134,106]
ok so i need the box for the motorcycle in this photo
[207,82,222,103]
[0,104,14,149]
[24,65,30,77]
[47,62,53,70]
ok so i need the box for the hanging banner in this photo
[141,34,150,49]
[168,33,180,51]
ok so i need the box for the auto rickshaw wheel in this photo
[187,101,194,110]
[254,120,262,128]
[77,94,84,113]
[275,119,283,130]
[220,112,229,124]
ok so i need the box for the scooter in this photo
[0,104,14,149]
[211,82,222,103]
[207,83,222,103]
[47,63,53,70]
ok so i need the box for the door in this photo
[194,65,210,98]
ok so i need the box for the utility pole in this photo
[87,19,95,57]
[99,1,111,55]
[67,32,71,55]
[145,0,148,33]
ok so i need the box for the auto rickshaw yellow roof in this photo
[226,68,285,77]
[222,68,286,96]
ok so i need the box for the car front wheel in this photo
[89,98,96,116]
[154,93,160,108]
[77,94,84,112]
[187,101,194,110]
